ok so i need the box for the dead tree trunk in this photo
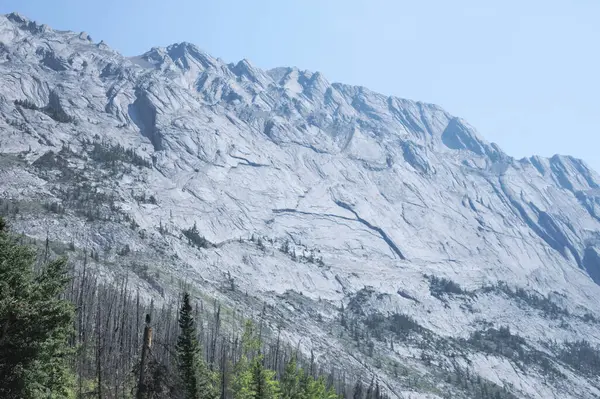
[136,314,152,399]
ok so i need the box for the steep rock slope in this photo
[1,13,600,398]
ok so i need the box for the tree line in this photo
[0,217,390,399]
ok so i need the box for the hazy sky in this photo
[2,1,599,170]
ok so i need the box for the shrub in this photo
[14,99,38,110]
[363,311,422,340]
[468,326,526,360]
[428,275,465,299]
[88,140,152,169]
[14,98,74,123]
[42,104,73,123]
[182,223,212,249]
[388,313,422,337]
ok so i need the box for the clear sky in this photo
[2,1,599,170]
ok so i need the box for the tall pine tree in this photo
[251,354,279,399]
[281,357,303,399]
[176,292,216,399]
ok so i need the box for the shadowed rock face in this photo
[2,12,600,398]
[583,247,600,285]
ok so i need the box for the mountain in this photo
[2,12,600,398]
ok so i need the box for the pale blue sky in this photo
[2,1,599,170]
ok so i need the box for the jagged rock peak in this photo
[5,12,50,34]
[6,11,29,24]
[138,42,219,72]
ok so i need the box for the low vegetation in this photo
[15,98,74,123]
[483,282,569,320]
[426,274,470,299]
[556,339,600,377]
[87,139,152,169]
[183,222,213,249]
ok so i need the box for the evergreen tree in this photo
[231,355,254,399]
[0,217,75,398]
[232,321,259,399]
[300,373,338,399]
[177,292,216,399]
[281,357,303,399]
[251,354,279,399]
[325,384,339,399]
[232,320,279,399]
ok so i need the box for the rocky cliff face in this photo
[2,12,600,398]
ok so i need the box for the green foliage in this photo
[88,140,152,169]
[443,365,518,399]
[281,358,303,399]
[280,357,339,399]
[135,192,158,205]
[467,327,561,378]
[0,217,75,398]
[14,98,39,110]
[362,311,422,340]
[57,182,122,222]
[33,151,72,177]
[15,97,74,122]
[231,353,254,399]
[388,313,422,337]
[427,275,466,298]
[346,287,376,316]
[176,292,217,399]
[183,223,213,250]
[302,375,337,399]
[251,356,280,399]
[0,219,347,398]
[468,327,526,360]
[42,104,74,123]
[232,321,280,399]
